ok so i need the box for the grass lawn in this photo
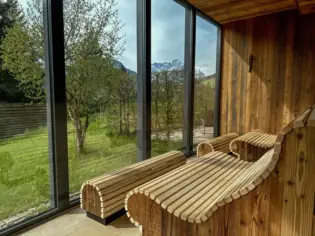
[0,120,182,222]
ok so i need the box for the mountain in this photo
[151,59,184,73]
[113,60,137,76]
[114,59,207,78]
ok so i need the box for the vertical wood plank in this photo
[220,11,315,135]
[244,19,253,134]
[283,12,296,127]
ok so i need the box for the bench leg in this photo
[86,209,126,225]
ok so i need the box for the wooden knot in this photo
[297,132,303,140]
[287,180,295,186]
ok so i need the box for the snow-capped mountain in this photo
[115,59,206,78]
[151,59,184,73]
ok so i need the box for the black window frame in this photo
[0,0,222,235]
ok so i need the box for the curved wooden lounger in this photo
[126,106,315,236]
[126,149,279,225]
[80,151,186,220]
[230,130,277,159]
[196,133,239,157]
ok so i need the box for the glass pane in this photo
[0,0,53,230]
[63,0,138,198]
[151,0,185,157]
[194,16,218,146]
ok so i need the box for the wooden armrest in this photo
[230,131,277,159]
[196,133,239,157]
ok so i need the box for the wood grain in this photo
[196,133,239,157]
[185,0,315,24]
[297,0,315,14]
[308,109,315,127]
[80,151,186,219]
[126,107,315,235]
[220,11,315,135]
[186,0,296,24]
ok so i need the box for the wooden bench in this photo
[80,150,186,224]
[196,133,239,157]
[125,107,315,235]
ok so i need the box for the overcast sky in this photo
[19,0,217,75]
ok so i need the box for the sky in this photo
[19,0,217,75]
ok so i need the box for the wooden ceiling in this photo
[187,0,315,24]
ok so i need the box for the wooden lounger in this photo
[126,149,279,225]
[80,150,186,224]
[196,133,239,157]
[125,107,315,236]
[230,130,277,160]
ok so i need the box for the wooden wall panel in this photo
[220,11,315,135]
[187,0,315,24]
[187,0,296,24]
[298,0,315,15]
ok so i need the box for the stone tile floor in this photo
[19,207,140,236]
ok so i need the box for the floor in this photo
[18,157,200,236]
[18,207,140,236]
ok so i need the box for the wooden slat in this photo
[146,153,228,199]
[98,158,185,197]
[186,0,296,24]
[166,155,244,217]
[102,161,185,203]
[230,131,277,158]
[81,151,186,219]
[126,146,279,224]
[137,152,226,196]
[94,151,184,190]
[293,108,312,128]
[307,108,315,127]
[197,133,239,157]
[86,151,179,184]
[297,0,315,14]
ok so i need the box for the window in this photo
[193,15,218,146]
[63,0,139,197]
[0,0,53,229]
[151,0,185,156]
[0,0,222,233]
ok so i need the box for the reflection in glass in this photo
[62,0,138,198]
[194,16,218,146]
[0,0,52,229]
[151,0,185,157]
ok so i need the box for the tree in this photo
[152,68,184,141]
[0,0,26,102]
[194,78,216,132]
[1,0,124,152]
[107,71,136,135]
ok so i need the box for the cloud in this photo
[116,0,137,72]
[195,16,218,75]
[18,0,218,75]
[151,0,185,64]
[117,0,218,75]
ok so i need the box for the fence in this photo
[0,103,47,139]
